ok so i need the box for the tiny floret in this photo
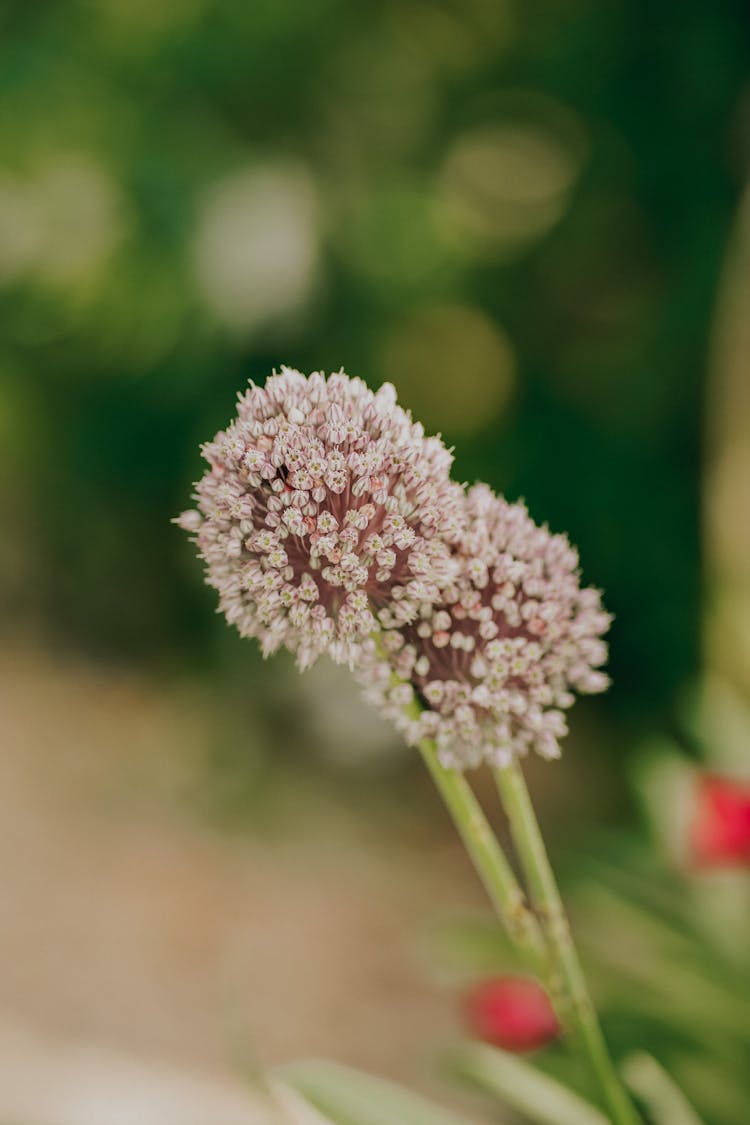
[357,483,611,768]
[176,367,462,668]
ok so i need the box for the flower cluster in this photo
[177,367,463,668]
[178,369,611,766]
[356,484,611,768]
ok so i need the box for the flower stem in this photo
[494,759,639,1125]
[417,738,548,979]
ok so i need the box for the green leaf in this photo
[276,1059,482,1125]
[269,1078,341,1124]
[622,1052,704,1125]
[447,1042,608,1125]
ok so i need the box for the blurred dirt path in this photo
[0,1018,339,1125]
[0,641,483,1114]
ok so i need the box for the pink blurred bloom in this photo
[358,483,611,768]
[465,976,560,1053]
[176,368,462,668]
[690,774,750,867]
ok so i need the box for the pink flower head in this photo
[465,976,560,1053]
[176,368,462,668]
[359,483,611,767]
[689,774,750,868]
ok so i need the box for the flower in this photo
[689,774,750,867]
[464,976,560,1052]
[176,367,463,668]
[358,483,611,767]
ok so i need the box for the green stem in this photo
[494,759,640,1125]
[417,738,548,979]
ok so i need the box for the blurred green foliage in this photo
[1,0,748,742]
[433,739,750,1125]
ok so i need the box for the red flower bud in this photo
[464,976,560,1053]
[690,774,750,867]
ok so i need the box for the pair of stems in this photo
[418,739,639,1125]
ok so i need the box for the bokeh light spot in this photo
[192,166,320,333]
[435,102,587,259]
[89,0,209,38]
[0,178,42,284]
[0,155,126,288]
[380,303,516,435]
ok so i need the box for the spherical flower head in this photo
[358,483,611,768]
[176,367,463,668]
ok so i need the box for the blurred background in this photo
[1,1,749,1122]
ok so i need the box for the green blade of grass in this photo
[447,1042,608,1125]
[622,1052,704,1125]
[269,1078,341,1124]
[276,1059,483,1125]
